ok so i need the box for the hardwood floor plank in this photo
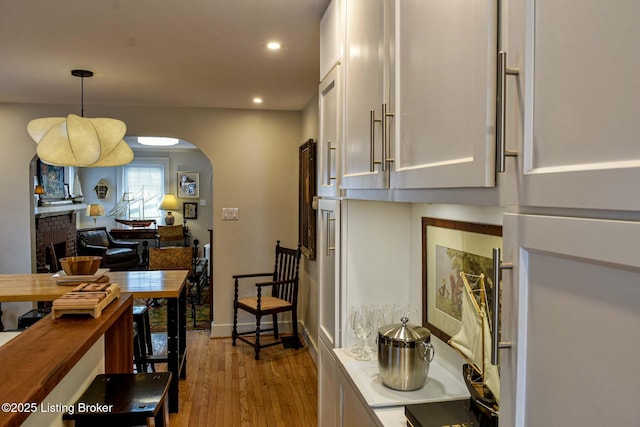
[162,331,317,426]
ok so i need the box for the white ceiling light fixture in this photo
[137,137,180,147]
[27,69,134,167]
[266,41,281,50]
[253,97,263,104]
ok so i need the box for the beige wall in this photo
[300,94,319,355]
[0,103,307,336]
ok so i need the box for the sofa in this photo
[77,227,140,271]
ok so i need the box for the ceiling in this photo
[0,0,329,112]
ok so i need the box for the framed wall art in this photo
[177,171,199,198]
[422,217,502,343]
[299,139,316,260]
[183,202,198,220]
[37,160,65,200]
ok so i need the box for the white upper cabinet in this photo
[320,0,343,80]
[501,213,640,426]
[341,0,498,191]
[391,0,497,189]
[318,66,342,198]
[341,0,389,190]
[504,0,640,211]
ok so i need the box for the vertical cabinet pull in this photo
[496,51,520,173]
[326,140,336,183]
[370,110,382,172]
[491,247,513,365]
[325,212,335,257]
[381,103,394,172]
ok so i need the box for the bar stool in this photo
[63,372,172,427]
[133,305,153,357]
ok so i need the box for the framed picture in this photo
[38,160,65,200]
[298,139,316,260]
[183,202,198,220]
[422,217,502,343]
[177,171,199,198]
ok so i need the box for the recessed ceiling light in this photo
[266,41,281,50]
[137,137,180,146]
[253,97,263,104]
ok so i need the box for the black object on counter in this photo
[405,399,491,427]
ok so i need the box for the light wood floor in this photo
[160,331,318,426]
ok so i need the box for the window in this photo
[120,159,168,221]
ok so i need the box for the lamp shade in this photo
[34,185,45,195]
[28,114,134,167]
[86,203,105,217]
[158,194,179,211]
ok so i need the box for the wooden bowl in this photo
[59,256,102,276]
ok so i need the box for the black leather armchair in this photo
[77,227,140,271]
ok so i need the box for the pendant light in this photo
[27,70,134,167]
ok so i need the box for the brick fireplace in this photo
[35,211,77,273]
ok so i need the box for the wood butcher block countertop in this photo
[0,293,133,427]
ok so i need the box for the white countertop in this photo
[334,348,469,408]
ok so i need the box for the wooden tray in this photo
[52,268,110,285]
[51,283,120,319]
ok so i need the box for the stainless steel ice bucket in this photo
[377,317,435,391]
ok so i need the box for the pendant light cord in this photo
[80,75,85,117]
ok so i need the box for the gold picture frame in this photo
[422,217,502,343]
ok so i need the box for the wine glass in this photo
[349,305,365,356]
[352,306,373,361]
[368,305,387,359]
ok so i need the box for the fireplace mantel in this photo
[35,203,87,217]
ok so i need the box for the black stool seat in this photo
[17,308,49,329]
[63,372,172,427]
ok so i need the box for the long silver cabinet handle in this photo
[381,103,394,172]
[370,110,382,172]
[325,211,335,257]
[496,51,520,173]
[491,247,513,365]
[326,140,336,183]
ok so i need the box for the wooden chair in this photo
[232,241,302,359]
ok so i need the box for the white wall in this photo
[0,103,302,332]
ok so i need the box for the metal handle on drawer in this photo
[496,51,520,173]
[325,211,335,257]
[370,110,382,172]
[381,103,394,172]
[492,247,513,365]
[326,140,336,183]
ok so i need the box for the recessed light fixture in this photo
[253,97,263,104]
[137,137,180,146]
[266,41,281,50]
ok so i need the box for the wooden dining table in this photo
[0,269,189,413]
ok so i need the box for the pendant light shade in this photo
[27,70,134,167]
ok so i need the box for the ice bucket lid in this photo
[378,317,431,343]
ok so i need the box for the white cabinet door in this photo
[318,339,341,427]
[391,0,497,189]
[318,67,342,198]
[501,213,640,426]
[320,0,343,81]
[318,198,341,346]
[341,0,389,190]
[505,0,640,211]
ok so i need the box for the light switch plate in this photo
[222,207,239,220]
[199,199,206,206]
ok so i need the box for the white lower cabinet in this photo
[319,339,380,427]
[501,213,640,426]
[318,339,341,427]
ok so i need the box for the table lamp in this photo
[86,203,105,225]
[34,184,45,206]
[158,194,179,225]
